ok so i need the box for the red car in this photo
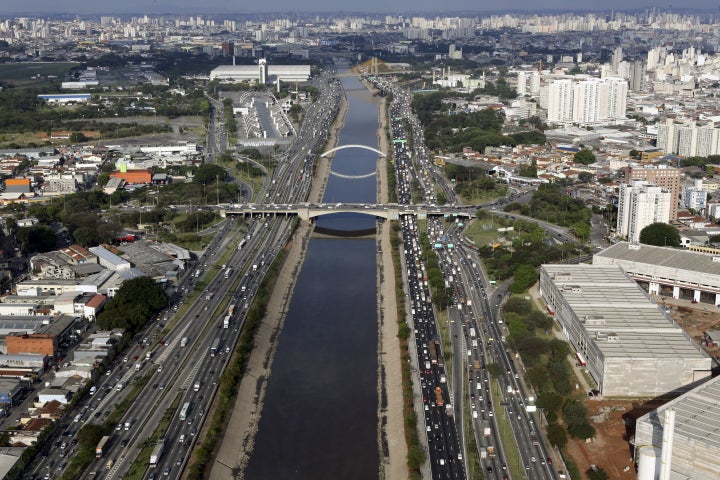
[547,457,553,465]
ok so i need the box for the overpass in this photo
[222,203,475,221]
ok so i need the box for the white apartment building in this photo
[546,77,627,126]
[617,179,672,243]
[657,119,720,156]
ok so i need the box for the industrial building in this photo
[539,264,711,397]
[593,242,720,304]
[634,374,720,480]
[209,62,311,84]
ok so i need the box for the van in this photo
[106,459,114,470]
[74,414,83,423]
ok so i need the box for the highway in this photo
[29,68,343,480]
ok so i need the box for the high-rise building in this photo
[627,165,681,220]
[221,41,234,58]
[516,71,527,95]
[658,119,720,158]
[617,180,671,243]
[547,77,627,125]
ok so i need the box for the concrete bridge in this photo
[222,203,475,221]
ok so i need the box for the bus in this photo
[179,402,192,421]
[224,268,232,279]
[210,338,220,357]
[228,304,236,316]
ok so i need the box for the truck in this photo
[252,264,258,272]
[135,361,144,371]
[210,338,220,356]
[223,315,230,329]
[487,446,496,458]
[180,337,188,347]
[434,386,444,407]
[149,442,164,468]
[428,339,438,365]
[472,359,481,370]
[95,435,110,460]
[479,447,487,459]
[483,421,491,436]
[469,327,476,338]
[224,267,232,279]
[530,431,539,446]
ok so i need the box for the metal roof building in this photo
[209,64,310,83]
[593,241,720,304]
[634,374,720,480]
[539,264,712,397]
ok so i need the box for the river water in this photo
[244,74,381,479]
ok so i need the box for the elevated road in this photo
[222,202,476,221]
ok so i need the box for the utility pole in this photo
[216,175,219,206]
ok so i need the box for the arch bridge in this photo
[321,144,386,158]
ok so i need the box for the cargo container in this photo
[95,436,110,460]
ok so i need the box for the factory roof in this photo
[641,374,720,449]
[541,264,707,360]
[594,241,720,277]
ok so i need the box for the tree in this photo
[73,226,100,247]
[546,423,568,449]
[509,264,538,293]
[639,222,680,247]
[70,131,88,143]
[97,172,110,187]
[193,163,226,185]
[574,149,596,165]
[17,225,56,254]
[587,468,610,480]
[578,171,594,183]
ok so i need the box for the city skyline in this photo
[2,0,718,15]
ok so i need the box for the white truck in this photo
[124,420,132,430]
[149,442,164,467]
[180,337,188,347]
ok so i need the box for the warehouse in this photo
[593,241,720,304]
[209,61,310,84]
[634,374,720,480]
[539,264,712,397]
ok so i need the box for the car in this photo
[159,383,165,390]
[547,457,553,465]
[120,439,128,448]
[163,467,171,476]
[152,383,158,389]
[487,466,493,473]
[176,458,182,465]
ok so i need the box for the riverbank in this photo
[374,90,408,480]
[205,90,349,480]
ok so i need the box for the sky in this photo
[1,0,717,15]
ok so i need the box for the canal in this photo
[244,73,382,479]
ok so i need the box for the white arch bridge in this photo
[222,203,475,221]
[322,144,386,180]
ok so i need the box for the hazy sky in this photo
[3,0,717,15]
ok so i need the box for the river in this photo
[244,74,381,479]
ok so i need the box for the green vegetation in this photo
[418,229,454,310]
[410,101,546,153]
[97,277,169,333]
[474,211,587,282]
[574,149,596,165]
[444,163,508,203]
[500,297,596,467]
[503,184,592,240]
[16,224,56,254]
[639,222,680,247]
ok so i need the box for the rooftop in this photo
[542,264,707,359]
